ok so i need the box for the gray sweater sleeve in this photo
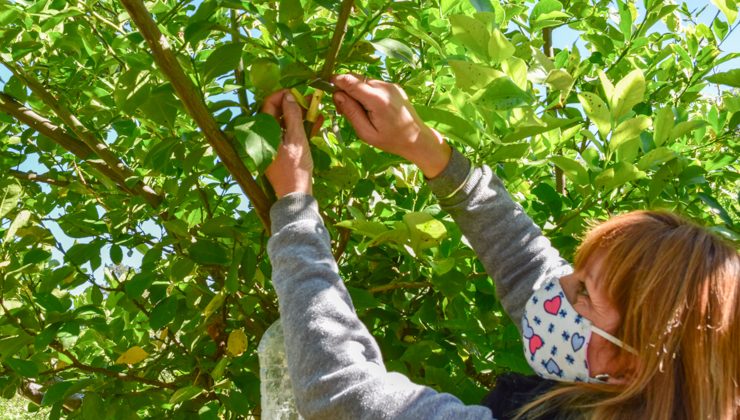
[268,193,494,420]
[426,149,572,327]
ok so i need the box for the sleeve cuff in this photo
[427,148,473,201]
[270,192,322,233]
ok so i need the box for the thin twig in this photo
[369,281,431,294]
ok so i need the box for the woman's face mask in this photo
[521,278,637,383]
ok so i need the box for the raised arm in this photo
[332,75,571,325]
[264,90,493,419]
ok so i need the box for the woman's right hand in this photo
[331,74,452,178]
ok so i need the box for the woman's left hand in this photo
[262,90,314,198]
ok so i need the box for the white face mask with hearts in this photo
[521,278,638,383]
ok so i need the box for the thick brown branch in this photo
[8,169,70,187]
[0,93,91,158]
[1,64,162,208]
[320,0,355,80]
[120,0,272,231]
[0,93,134,195]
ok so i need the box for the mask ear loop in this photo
[592,325,638,355]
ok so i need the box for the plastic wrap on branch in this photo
[258,320,303,420]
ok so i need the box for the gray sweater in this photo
[267,149,571,419]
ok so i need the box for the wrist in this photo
[409,128,452,179]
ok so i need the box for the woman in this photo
[262,74,739,419]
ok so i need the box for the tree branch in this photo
[369,281,431,294]
[120,0,272,231]
[320,0,355,80]
[2,62,163,208]
[0,93,135,196]
[51,344,177,389]
[8,169,69,187]
[542,27,565,195]
[229,10,250,114]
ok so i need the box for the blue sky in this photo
[0,1,737,285]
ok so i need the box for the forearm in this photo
[267,193,493,420]
[427,150,571,327]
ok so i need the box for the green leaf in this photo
[336,220,388,238]
[189,240,230,266]
[170,385,203,404]
[4,209,31,242]
[416,105,479,148]
[706,69,740,87]
[211,357,229,381]
[234,113,282,173]
[371,39,416,65]
[490,143,530,161]
[669,120,707,141]
[0,335,34,362]
[595,162,646,191]
[449,60,505,92]
[578,92,611,138]
[403,212,446,251]
[5,357,39,377]
[476,77,533,110]
[711,0,738,24]
[637,147,678,170]
[203,43,243,82]
[609,69,645,119]
[545,69,573,91]
[41,381,75,406]
[449,14,490,60]
[81,393,104,420]
[550,156,589,186]
[697,192,734,226]
[487,29,515,64]
[598,70,615,101]
[204,293,227,320]
[530,0,563,23]
[150,296,178,330]
[109,244,123,265]
[432,269,467,298]
[249,58,281,96]
[610,115,652,151]
[653,107,674,146]
[0,179,21,220]
[502,57,528,90]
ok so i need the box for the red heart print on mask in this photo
[529,335,544,355]
[544,295,561,315]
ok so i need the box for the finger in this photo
[333,91,378,140]
[332,73,387,109]
[282,93,308,144]
[262,90,287,120]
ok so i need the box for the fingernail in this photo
[285,93,296,103]
[334,93,345,105]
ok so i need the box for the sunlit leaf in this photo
[227,329,248,357]
[115,346,148,365]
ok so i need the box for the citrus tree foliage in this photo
[0,0,738,417]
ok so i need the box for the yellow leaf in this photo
[226,329,248,357]
[115,346,148,365]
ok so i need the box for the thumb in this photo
[333,91,377,141]
[283,93,307,143]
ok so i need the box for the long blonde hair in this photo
[517,210,739,420]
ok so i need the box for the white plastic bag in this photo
[258,320,303,420]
